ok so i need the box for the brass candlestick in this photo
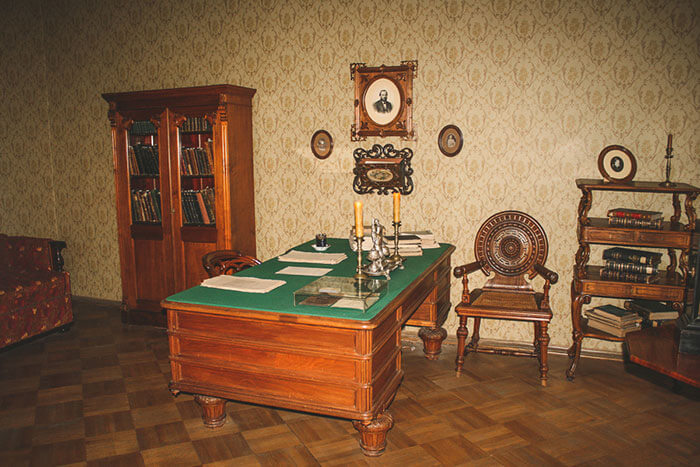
[354,236,368,279]
[390,221,404,269]
[660,133,676,187]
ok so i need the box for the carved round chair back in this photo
[474,210,548,279]
[202,250,261,277]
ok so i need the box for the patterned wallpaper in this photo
[1,0,698,354]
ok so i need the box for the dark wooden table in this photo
[163,240,454,456]
[626,324,700,388]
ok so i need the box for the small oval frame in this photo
[311,130,333,159]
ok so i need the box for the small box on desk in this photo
[294,276,388,311]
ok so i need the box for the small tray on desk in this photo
[294,276,388,311]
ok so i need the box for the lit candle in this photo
[354,201,363,238]
[667,134,673,151]
[393,192,401,223]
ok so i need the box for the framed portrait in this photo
[310,130,333,159]
[350,61,417,141]
[597,145,637,183]
[352,143,413,195]
[438,125,463,157]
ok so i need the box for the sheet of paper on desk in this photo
[276,266,332,276]
[200,275,286,293]
[277,250,347,265]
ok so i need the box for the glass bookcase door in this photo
[128,120,162,225]
[178,116,216,227]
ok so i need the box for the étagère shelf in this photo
[104,85,256,326]
[567,179,699,380]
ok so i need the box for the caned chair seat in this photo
[453,211,558,386]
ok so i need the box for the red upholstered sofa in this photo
[0,235,73,349]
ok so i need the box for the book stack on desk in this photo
[607,208,663,229]
[584,304,642,337]
[404,230,440,249]
[600,247,662,284]
[625,299,679,327]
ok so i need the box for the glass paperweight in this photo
[294,276,388,311]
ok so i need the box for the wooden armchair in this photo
[202,250,261,277]
[453,211,558,386]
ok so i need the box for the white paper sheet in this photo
[277,250,347,265]
[200,275,286,293]
[275,266,332,276]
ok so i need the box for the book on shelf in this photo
[130,120,157,136]
[604,260,657,275]
[181,188,215,225]
[586,304,641,323]
[599,268,659,284]
[624,299,679,321]
[608,216,663,229]
[602,247,662,266]
[131,189,161,223]
[129,144,159,175]
[584,315,641,337]
[606,208,663,221]
[181,117,212,133]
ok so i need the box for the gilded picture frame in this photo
[350,61,417,141]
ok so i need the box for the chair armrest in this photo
[453,261,482,278]
[534,263,558,284]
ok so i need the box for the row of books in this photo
[181,117,212,133]
[600,247,662,284]
[607,208,663,229]
[181,142,214,176]
[182,188,216,225]
[128,144,159,176]
[131,189,161,223]
[130,120,157,137]
[585,300,679,337]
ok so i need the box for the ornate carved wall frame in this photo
[352,144,413,195]
[350,61,417,141]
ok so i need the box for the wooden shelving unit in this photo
[103,85,256,326]
[567,178,699,379]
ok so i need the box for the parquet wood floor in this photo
[1,299,698,466]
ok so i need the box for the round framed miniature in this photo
[311,130,333,159]
[597,145,637,183]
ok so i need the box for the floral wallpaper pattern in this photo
[1,0,698,353]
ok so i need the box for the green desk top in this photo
[165,239,453,321]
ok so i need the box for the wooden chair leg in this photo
[455,315,468,374]
[538,321,550,386]
[467,317,481,351]
[533,322,541,356]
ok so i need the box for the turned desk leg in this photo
[352,412,394,457]
[418,326,447,360]
[194,395,227,428]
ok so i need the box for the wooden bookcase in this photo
[103,85,256,326]
[567,179,699,379]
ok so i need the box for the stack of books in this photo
[359,232,423,256]
[404,230,440,249]
[584,304,642,337]
[607,208,663,229]
[625,299,679,327]
[601,247,662,284]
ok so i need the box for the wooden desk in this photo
[163,240,455,456]
[626,325,700,388]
